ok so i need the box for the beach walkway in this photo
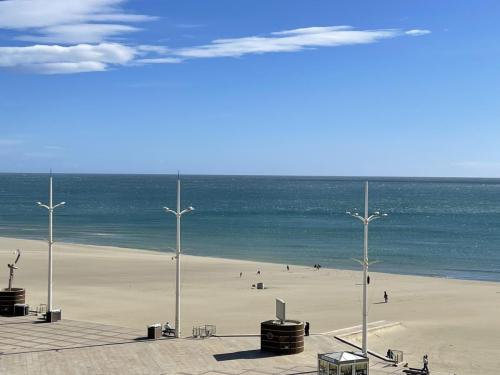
[0,316,436,375]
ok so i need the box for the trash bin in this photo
[14,303,29,316]
[148,323,162,339]
[46,309,61,322]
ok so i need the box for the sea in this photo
[0,173,499,282]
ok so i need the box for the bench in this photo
[162,323,175,337]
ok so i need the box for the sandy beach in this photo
[1,236,499,374]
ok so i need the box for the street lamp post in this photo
[346,181,386,357]
[37,173,65,317]
[163,174,194,338]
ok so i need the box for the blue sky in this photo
[1,1,499,176]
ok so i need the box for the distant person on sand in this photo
[240,272,243,278]
[423,354,429,373]
[257,270,261,275]
[286,265,289,271]
[384,291,388,303]
[305,321,310,336]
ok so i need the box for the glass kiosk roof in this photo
[318,351,369,375]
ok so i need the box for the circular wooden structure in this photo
[0,288,25,316]
[261,319,304,355]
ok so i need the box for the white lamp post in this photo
[37,173,65,317]
[346,181,387,356]
[163,174,194,338]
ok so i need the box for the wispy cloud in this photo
[175,26,401,59]
[0,43,137,74]
[16,24,141,44]
[0,1,431,74]
[134,57,182,64]
[405,29,432,37]
[0,0,155,44]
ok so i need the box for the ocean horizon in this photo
[1,173,500,282]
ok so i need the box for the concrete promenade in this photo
[0,316,439,375]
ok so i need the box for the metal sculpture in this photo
[7,249,21,291]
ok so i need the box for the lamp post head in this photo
[188,206,195,211]
[37,201,42,206]
[163,207,178,215]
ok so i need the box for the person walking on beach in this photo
[239,272,243,278]
[384,291,388,303]
[286,265,289,271]
[423,354,429,373]
[304,321,310,336]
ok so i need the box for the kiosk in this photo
[318,351,369,375]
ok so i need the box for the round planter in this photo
[261,319,304,355]
[0,288,25,316]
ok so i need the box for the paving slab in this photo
[0,315,417,375]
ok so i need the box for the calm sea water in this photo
[0,174,499,282]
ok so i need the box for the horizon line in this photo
[1,171,500,180]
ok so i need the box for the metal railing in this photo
[192,325,216,338]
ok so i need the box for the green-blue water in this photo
[1,174,500,282]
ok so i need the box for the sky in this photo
[1,0,499,177]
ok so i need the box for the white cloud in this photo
[16,24,141,44]
[136,45,170,54]
[0,0,431,75]
[0,25,432,74]
[405,29,431,37]
[0,43,137,74]
[135,57,183,64]
[176,27,400,59]
[0,0,154,44]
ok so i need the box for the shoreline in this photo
[1,233,498,284]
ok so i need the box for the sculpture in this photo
[7,249,21,291]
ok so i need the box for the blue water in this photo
[1,174,500,282]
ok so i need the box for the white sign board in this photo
[276,298,285,322]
